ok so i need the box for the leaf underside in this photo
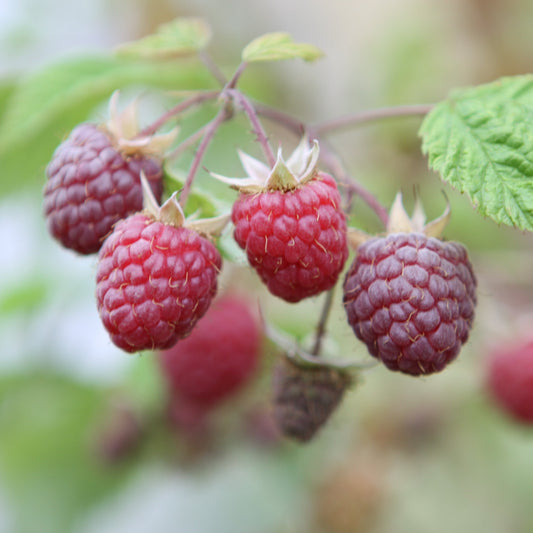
[242,32,323,63]
[116,17,212,59]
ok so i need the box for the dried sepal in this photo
[387,192,451,237]
[347,227,373,250]
[187,213,231,237]
[348,192,452,251]
[106,91,179,157]
[387,192,419,233]
[423,201,451,238]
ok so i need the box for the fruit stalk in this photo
[311,288,336,356]
[180,105,232,207]
[227,88,276,167]
[312,103,435,135]
[138,90,220,137]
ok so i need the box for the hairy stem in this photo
[311,288,336,356]
[180,107,230,207]
[313,103,434,135]
[228,89,276,167]
[138,91,220,137]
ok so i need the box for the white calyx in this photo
[106,91,178,157]
[211,137,320,193]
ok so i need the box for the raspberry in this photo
[232,172,348,303]
[486,338,533,424]
[213,139,348,303]
[343,232,476,376]
[44,123,164,254]
[159,294,262,407]
[96,211,222,353]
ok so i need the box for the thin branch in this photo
[199,51,227,87]
[311,288,336,357]
[228,89,276,167]
[254,102,306,137]
[137,91,220,137]
[180,107,230,207]
[225,62,248,90]
[166,123,212,161]
[316,141,389,227]
[254,101,390,226]
[313,103,434,135]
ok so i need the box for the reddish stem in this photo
[255,103,389,226]
[225,62,248,90]
[254,102,306,136]
[199,51,227,87]
[313,103,434,135]
[318,145,389,227]
[138,91,220,137]
[311,288,335,356]
[166,123,212,161]
[180,107,230,207]
[227,89,276,167]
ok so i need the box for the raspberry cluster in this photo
[43,96,480,445]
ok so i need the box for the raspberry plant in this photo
[30,18,533,442]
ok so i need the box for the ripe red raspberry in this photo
[343,232,476,376]
[44,123,164,254]
[213,139,348,303]
[486,339,533,424]
[96,211,222,353]
[233,173,348,303]
[159,294,262,408]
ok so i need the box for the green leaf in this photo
[117,17,212,59]
[242,32,323,63]
[420,75,533,231]
[0,55,214,195]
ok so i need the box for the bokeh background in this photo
[2,1,533,532]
